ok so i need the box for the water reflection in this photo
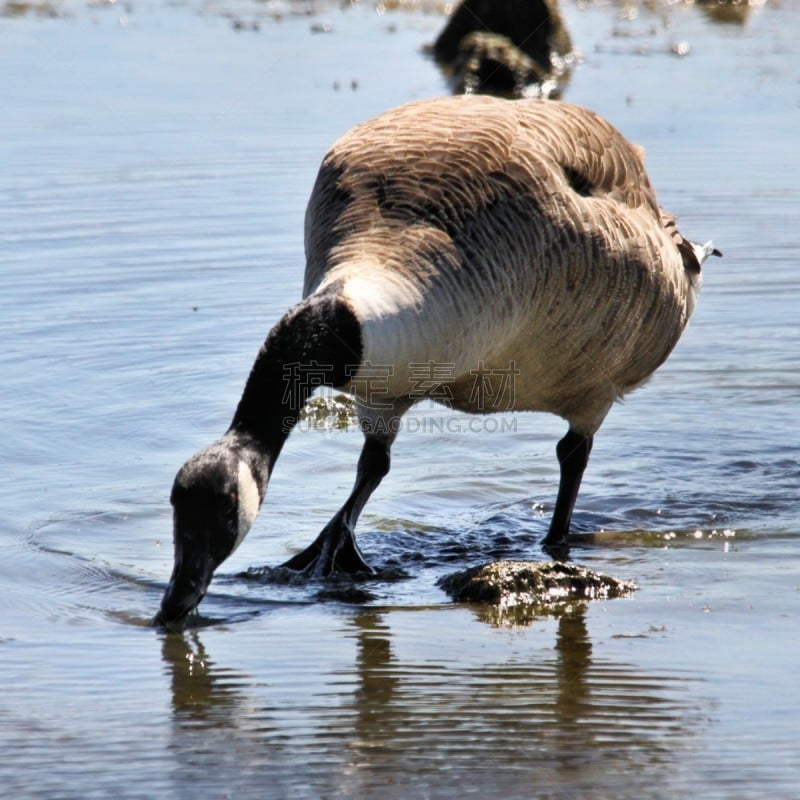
[350,609,399,716]
[161,630,294,795]
[552,605,593,732]
[339,604,697,794]
[160,606,705,797]
[162,632,248,725]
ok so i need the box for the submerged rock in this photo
[438,560,636,607]
[299,393,358,429]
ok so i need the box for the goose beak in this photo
[154,545,215,627]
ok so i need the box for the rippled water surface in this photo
[1,1,798,797]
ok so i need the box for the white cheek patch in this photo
[235,460,261,554]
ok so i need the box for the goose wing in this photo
[302,96,666,297]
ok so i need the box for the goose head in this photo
[155,438,264,625]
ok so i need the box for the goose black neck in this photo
[228,289,362,464]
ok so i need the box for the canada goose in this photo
[155,95,719,625]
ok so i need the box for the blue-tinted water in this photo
[1,1,798,797]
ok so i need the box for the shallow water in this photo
[1,0,799,797]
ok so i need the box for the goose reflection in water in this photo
[159,606,706,796]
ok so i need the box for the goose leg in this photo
[542,428,593,557]
[282,435,390,578]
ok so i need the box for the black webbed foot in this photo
[282,512,375,579]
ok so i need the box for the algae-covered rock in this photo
[438,560,636,607]
[299,393,358,429]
